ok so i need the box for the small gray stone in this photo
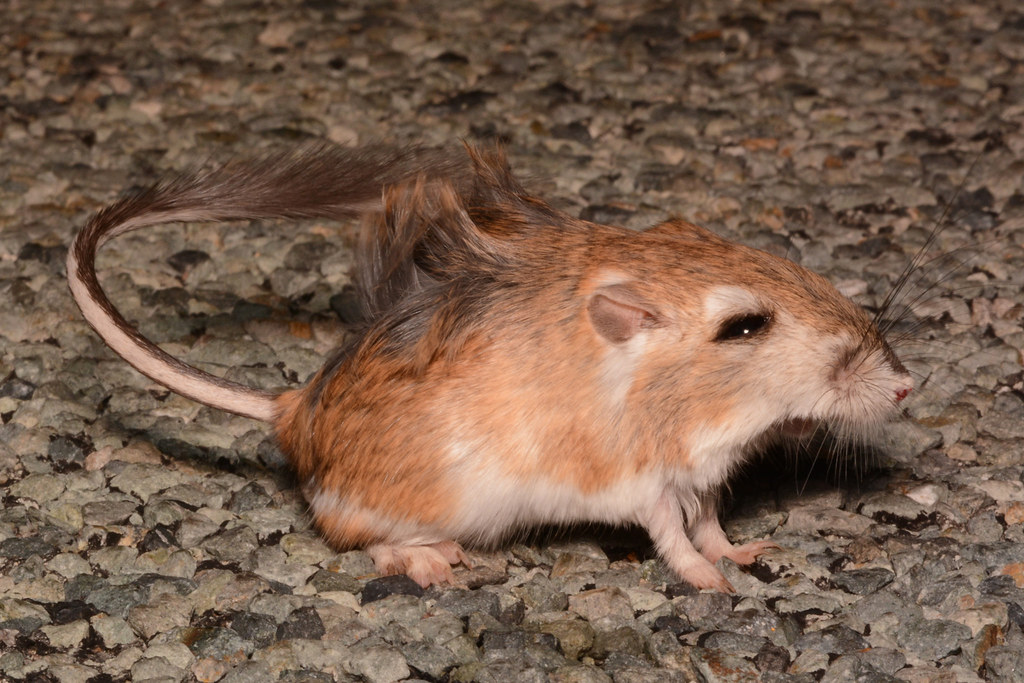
[85,583,148,620]
[915,576,975,610]
[230,611,279,649]
[417,612,465,643]
[247,545,318,587]
[90,546,139,576]
[978,408,1024,440]
[279,532,333,565]
[754,642,791,674]
[344,643,410,683]
[967,511,1005,543]
[482,631,566,671]
[109,463,185,503]
[0,376,36,400]
[126,592,193,640]
[309,568,360,594]
[191,570,269,616]
[143,500,187,528]
[8,472,66,503]
[589,626,648,662]
[202,526,259,565]
[82,499,139,526]
[238,507,297,542]
[227,481,273,513]
[360,594,426,631]
[858,648,907,675]
[896,616,972,660]
[91,614,137,648]
[176,512,223,548]
[831,567,895,595]
[979,575,1024,603]
[858,491,930,524]
[47,553,92,579]
[533,616,595,661]
[0,535,60,561]
[160,481,228,510]
[402,640,457,679]
[361,575,424,605]
[549,542,610,577]
[794,625,869,655]
[48,435,87,465]
[40,618,90,649]
[568,587,634,623]
[983,644,1024,680]
[784,506,873,537]
[188,626,255,659]
[700,631,767,658]
[514,574,569,612]
[435,588,501,620]
[671,592,734,630]
[130,655,185,682]
[717,609,791,648]
[276,605,325,641]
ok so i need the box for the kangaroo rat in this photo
[67,143,913,591]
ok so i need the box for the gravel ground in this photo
[2,0,1024,681]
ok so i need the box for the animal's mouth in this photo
[778,417,819,439]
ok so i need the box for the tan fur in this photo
[273,159,911,589]
[71,143,913,591]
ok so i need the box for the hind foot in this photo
[367,540,471,588]
[708,539,780,566]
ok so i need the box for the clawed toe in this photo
[724,540,780,565]
[703,539,779,566]
[429,540,472,568]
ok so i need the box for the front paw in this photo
[678,560,736,593]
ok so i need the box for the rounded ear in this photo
[587,284,662,343]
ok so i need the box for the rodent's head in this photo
[583,218,913,459]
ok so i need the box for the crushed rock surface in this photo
[2,0,1024,681]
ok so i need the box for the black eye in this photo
[715,313,771,342]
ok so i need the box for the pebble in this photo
[896,616,973,662]
[831,567,895,595]
[567,587,635,623]
[360,575,425,605]
[345,643,410,683]
[2,0,1022,680]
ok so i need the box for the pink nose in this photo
[895,387,911,403]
